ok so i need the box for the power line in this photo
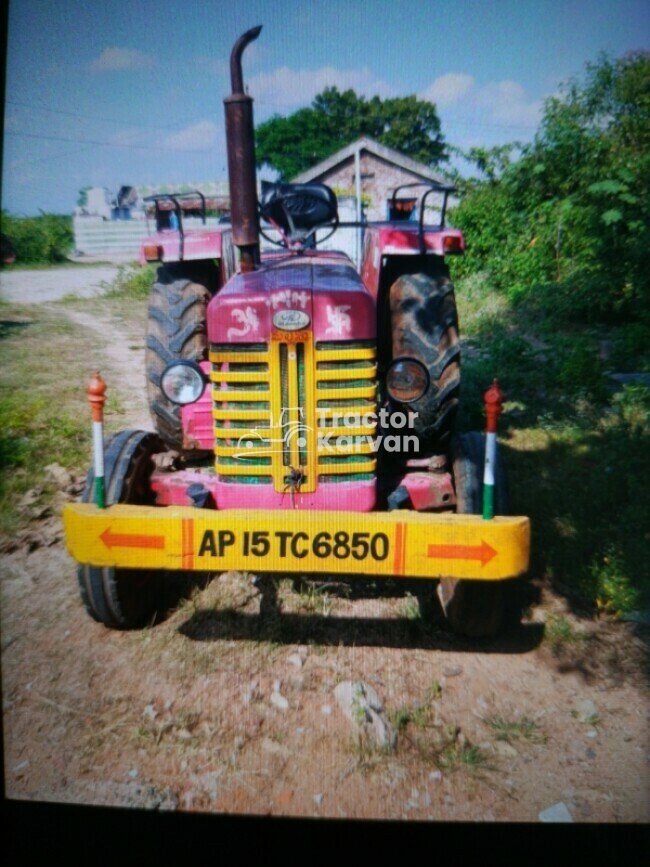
[5,98,190,132]
[8,143,99,167]
[5,130,218,153]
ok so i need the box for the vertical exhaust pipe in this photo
[224,25,262,273]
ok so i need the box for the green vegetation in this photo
[487,716,545,744]
[543,614,587,649]
[456,279,650,618]
[448,51,650,619]
[437,743,489,772]
[450,51,649,325]
[103,263,157,300]
[256,86,447,179]
[0,306,92,534]
[1,212,73,265]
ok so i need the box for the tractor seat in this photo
[259,182,338,234]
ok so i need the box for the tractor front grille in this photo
[314,340,377,481]
[210,342,273,485]
[210,337,377,491]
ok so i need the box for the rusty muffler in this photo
[224,25,262,273]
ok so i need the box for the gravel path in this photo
[0,266,120,304]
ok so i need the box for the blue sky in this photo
[3,0,649,215]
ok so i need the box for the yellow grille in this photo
[210,342,273,484]
[315,340,377,480]
[210,337,377,490]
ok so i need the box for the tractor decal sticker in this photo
[267,290,309,310]
[227,306,260,339]
[100,526,165,550]
[325,304,352,337]
[427,540,497,567]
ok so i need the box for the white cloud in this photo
[109,128,150,148]
[420,73,475,108]
[163,121,219,151]
[91,47,155,72]
[247,66,395,109]
[475,80,543,128]
[420,73,542,142]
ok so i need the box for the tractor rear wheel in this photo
[77,429,190,629]
[437,431,520,638]
[146,267,210,453]
[389,271,461,451]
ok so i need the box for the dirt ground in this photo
[1,276,648,831]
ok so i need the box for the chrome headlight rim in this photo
[386,356,430,404]
[160,360,208,406]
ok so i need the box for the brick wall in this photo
[311,152,434,221]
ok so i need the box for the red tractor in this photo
[64,26,529,638]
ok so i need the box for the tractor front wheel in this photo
[437,431,520,638]
[77,429,191,629]
[146,267,211,453]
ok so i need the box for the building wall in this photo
[310,151,434,221]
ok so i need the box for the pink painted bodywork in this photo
[399,471,456,511]
[208,251,375,343]
[180,361,214,451]
[150,468,376,512]
[214,479,376,511]
[138,227,227,266]
[360,224,465,300]
[151,468,218,506]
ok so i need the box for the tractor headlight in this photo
[386,357,429,403]
[160,361,207,405]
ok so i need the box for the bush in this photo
[0,212,73,264]
[451,52,650,327]
[103,263,157,299]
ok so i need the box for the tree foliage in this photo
[256,87,447,179]
[451,51,650,323]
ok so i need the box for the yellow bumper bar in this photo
[63,504,530,582]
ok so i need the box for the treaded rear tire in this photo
[146,267,210,452]
[77,429,185,629]
[389,271,461,451]
[437,431,520,638]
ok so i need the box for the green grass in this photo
[294,582,335,617]
[102,263,157,300]
[437,743,490,771]
[455,274,650,618]
[543,614,588,654]
[0,304,95,534]
[487,716,545,744]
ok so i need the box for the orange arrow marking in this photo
[427,540,497,567]
[100,527,165,550]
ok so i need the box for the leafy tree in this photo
[451,51,650,323]
[256,87,447,179]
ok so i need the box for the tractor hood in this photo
[207,255,376,343]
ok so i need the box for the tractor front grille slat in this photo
[210,342,273,484]
[315,339,377,479]
[210,337,377,490]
